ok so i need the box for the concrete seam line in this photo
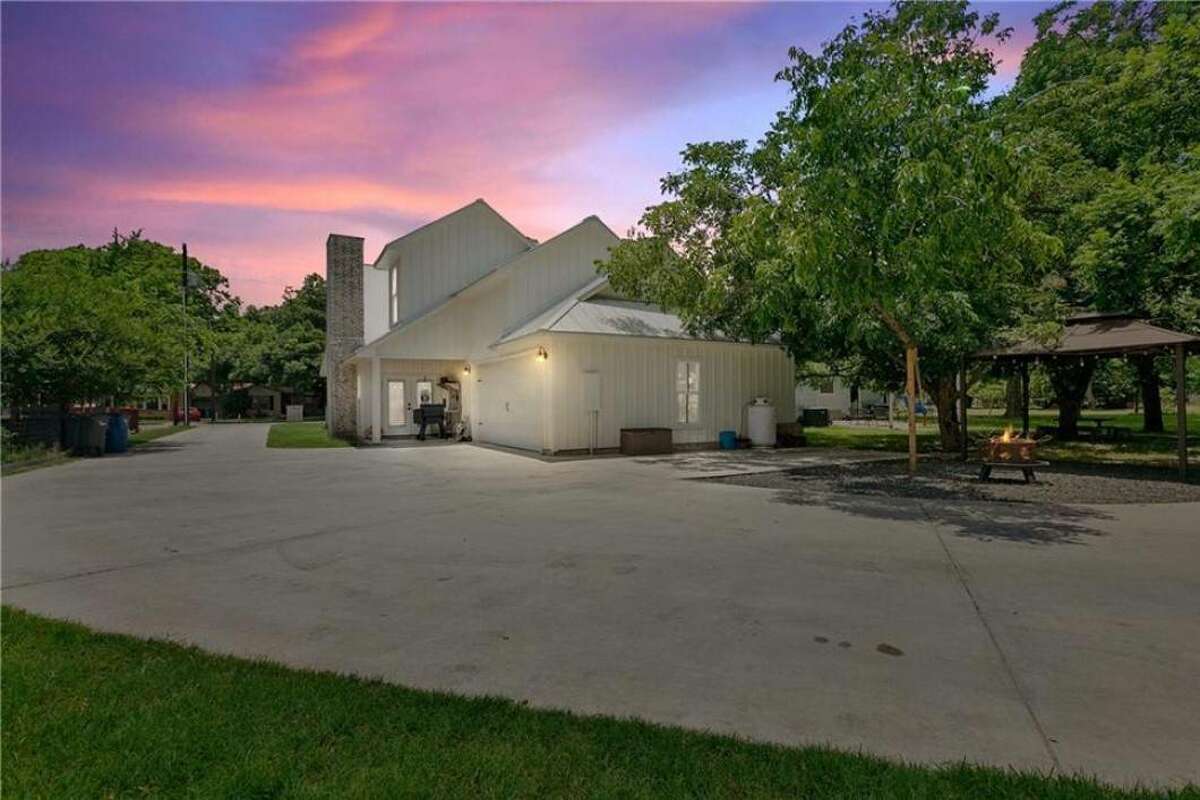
[0,523,373,593]
[918,501,1063,773]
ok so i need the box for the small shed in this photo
[973,313,1199,476]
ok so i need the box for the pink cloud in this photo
[292,4,397,62]
[4,3,1045,306]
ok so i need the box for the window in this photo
[389,264,399,326]
[676,361,700,424]
[416,380,433,406]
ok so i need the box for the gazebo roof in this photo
[977,313,1200,360]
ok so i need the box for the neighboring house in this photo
[192,382,322,419]
[323,199,794,454]
[795,373,889,420]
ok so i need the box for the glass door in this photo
[416,380,434,406]
[385,379,408,434]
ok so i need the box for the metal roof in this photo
[495,295,763,345]
[977,315,1200,359]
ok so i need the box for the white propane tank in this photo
[747,396,776,447]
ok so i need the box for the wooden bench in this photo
[978,460,1048,484]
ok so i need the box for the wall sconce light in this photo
[463,364,471,375]
[535,346,549,362]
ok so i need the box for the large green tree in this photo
[1,232,235,411]
[602,2,1054,466]
[1000,1,1200,435]
[235,274,326,399]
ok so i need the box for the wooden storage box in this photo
[620,427,673,456]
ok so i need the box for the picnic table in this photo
[1077,417,1133,441]
[1036,417,1132,442]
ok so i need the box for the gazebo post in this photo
[1020,360,1030,438]
[1175,344,1188,479]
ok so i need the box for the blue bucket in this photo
[719,430,738,450]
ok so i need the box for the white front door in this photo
[385,379,409,435]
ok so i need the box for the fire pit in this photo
[985,428,1038,463]
[979,428,1047,483]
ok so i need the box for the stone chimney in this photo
[326,234,364,439]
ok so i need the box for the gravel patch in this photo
[713,459,1200,505]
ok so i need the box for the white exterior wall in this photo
[471,350,549,451]
[368,218,617,362]
[544,333,795,452]
[372,284,512,362]
[375,201,530,325]
[504,218,617,328]
[362,265,389,343]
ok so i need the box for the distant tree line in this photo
[1,230,326,415]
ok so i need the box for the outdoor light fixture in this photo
[535,346,548,362]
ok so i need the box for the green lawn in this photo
[266,421,350,448]
[2,607,1179,800]
[805,408,1200,467]
[129,423,189,447]
[0,441,74,475]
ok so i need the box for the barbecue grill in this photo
[413,403,448,440]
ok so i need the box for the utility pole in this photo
[182,243,190,428]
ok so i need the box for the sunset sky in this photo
[2,2,1048,306]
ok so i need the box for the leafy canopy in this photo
[1000,1,1200,334]
[1,232,237,408]
[602,1,1056,391]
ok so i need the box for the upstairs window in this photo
[389,264,399,325]
[676,360,700,424]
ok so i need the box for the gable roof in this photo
[452,215,617,302]
[354,216,615,356]
[369,198,530,268]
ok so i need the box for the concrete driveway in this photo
[3,423,1197,789]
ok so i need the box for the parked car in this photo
[173,406,201,423]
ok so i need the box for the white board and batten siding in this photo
[473,354,549,452]
[544,333,795,452]
[362,266,390,344]
[502,217,618,328]
[368,200,530,338]
[367,217,619,364]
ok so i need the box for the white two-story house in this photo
[324,199,794,454]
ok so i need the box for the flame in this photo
[1000,426,1014,443]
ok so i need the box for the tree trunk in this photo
[876,304,920,474]
[905,345,918,473]
[928,375,961,452]
[1133,355,1164,433]
[1047,359,1097,441]
[1004,374,1023,417]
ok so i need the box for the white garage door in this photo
[475,357,544,452]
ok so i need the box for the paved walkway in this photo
[3,423,1197,788]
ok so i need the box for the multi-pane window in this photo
[389,264,399,325]
[676,360,700,424]
[387,380,406,426]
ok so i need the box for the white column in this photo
[371,356,382,443]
